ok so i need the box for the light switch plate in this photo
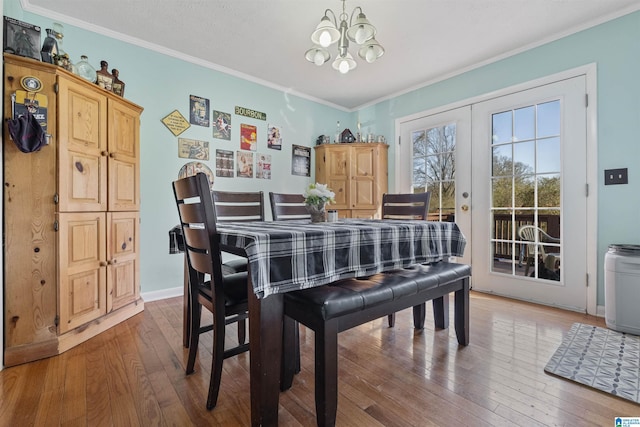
[604,168,628,185]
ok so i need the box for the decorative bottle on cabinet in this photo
[2,53,144,367]
[314,142,388,219]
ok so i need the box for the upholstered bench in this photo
[281,261,471,427]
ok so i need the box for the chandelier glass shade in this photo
[304,0,384,74]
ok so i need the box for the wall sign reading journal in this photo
[235,106,266,121]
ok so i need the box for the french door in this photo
[472,76,587,311]
[398,107,472,267]
[398,75,589,312]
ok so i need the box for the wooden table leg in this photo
[249,280,284,427]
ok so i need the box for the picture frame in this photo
[212,110,231,140]
[189,95,210,127]
[291,145,311,177]
[3,16,41,61]
[267,124,282,150]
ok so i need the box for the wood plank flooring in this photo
[1,292,638,426]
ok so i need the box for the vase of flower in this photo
[304,183,335,223]
[306,202,327,223]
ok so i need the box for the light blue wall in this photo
[4,0,639,304]
[3,0,352,295]
[358,11,640,305]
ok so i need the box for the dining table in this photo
[171,218,466,426]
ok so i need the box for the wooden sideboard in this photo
[3,53,144,366]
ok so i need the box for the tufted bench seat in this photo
[281,261,471,427]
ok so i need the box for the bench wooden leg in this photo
[412,303,426,329]
[454,277,470,346]
[316,321,339,427]
[432,294,450,329]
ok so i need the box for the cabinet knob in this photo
[101,151,108,157]
[99,261,107,267]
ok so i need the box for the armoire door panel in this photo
[108,100,140,211]
[109,158,137,210]
[63,152,106,210]
[107,212,140,312]
[58,212,107,333]
[58,76,108,212]
[108,259,137,312]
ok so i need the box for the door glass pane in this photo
[492,111,512,144]
[537,101,560,137]
[412,124,456,222]
[492,177,512,208]
[514,106,535,141]
[513,141,535,174]
[492,145,512,176]
[490,101,562,282]
[537,174,560,208]
[537,137,561,173]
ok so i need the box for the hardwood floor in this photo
[1,292,637,426]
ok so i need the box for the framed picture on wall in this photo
[267,124,282,150]
[291,145,310,177]
[189,94,210,127]
[213,110,231,140]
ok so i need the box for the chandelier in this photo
[304,0,384,74]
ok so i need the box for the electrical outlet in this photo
[604,168,628,185]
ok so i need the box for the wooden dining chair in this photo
[381,192,431,221]
[269,192,311,221]
[181,190,264,350]
[211,190,265,222]
[173,173,250,410]
[381,192,431,327]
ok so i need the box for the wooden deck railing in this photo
[493,213,560,259]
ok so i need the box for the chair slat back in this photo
[381,192,431,220]
[269,192,311,221]
[173,173,224,284]
[212,190,264,222]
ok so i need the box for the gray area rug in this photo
[544,322,640,404]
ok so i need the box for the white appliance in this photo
[605,244,640,335]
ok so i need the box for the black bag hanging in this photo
[6,112,46,153]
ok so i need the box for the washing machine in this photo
[605,244,640,335]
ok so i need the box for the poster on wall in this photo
[189,94,210,127]
[240,123,257,151]
[177,161,214,188]
[212,110,231,140]
[216,149,234,177]
[178,138,209,160]
[161,110,190,136]
[237,151,254,178]
[256,154,272,180]
[291,145,311,177]
[267,124,282,150]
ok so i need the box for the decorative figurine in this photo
[96,60,113,90]
[40,28,58,63]
[111,68,125,97]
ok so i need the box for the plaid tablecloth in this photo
[214,219,466,299]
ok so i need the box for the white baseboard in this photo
[596,304,606,318]
[141,286,183,302]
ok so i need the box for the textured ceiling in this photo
[24,0,640,110]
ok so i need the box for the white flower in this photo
[304,182,335,207]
